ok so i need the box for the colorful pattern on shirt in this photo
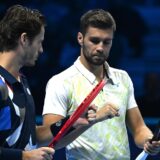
[43,58,138,160]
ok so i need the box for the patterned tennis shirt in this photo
[43,58,138,160]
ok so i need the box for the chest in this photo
[67,81,129,115]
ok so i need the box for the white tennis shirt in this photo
[43,58,137,160]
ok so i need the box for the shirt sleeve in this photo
[126,73,138,110]
[0,147,22,160]
[42,76,68,117]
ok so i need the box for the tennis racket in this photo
[135,120,160,160]
[48,79,106,148]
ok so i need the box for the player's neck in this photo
[0,52,21,81]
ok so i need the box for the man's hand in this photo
[144,139,160,155]
[73,104,97,127]
[73,103,119,127]
[22,147,55,160]
[96,103,120,122]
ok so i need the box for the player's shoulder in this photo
[110,66,129,77]
[48,65,78,84]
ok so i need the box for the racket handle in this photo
[135,151,148,160]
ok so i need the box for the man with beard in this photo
[42,9,160,159]
[0,5,55,160]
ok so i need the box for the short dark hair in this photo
[0,5,46,52]
[80,9,116,35]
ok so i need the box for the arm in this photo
[36,114,78,146]
[125,73,160,153]
[36,125,53,145]
[126,107,153,148]
[43,112,90,149]
[43,103,119,150]
[126,107,160,155]
[36,114,70,144]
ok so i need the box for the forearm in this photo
[50,103,118,149]
[36,125,53,144]
[134,125,153,148]
[54,124,91,150]
[36,116,75,145]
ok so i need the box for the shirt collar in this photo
[74,57,118,85]
[103,62,118,85]
[0,65,25,85]
[0,65,19,85]
[74,57,96,84]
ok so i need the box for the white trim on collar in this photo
[74,57,96,84]
[73,57,118,85]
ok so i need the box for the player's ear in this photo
[77,32,83,46]
[20,32,29,47]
